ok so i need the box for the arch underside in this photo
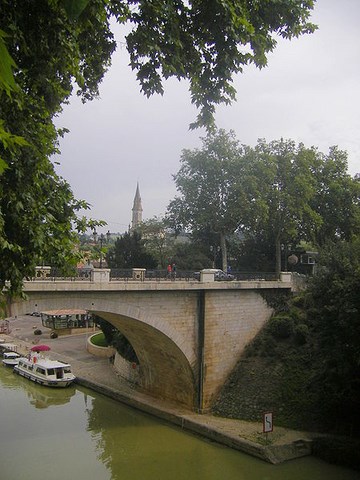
[95,311,196,409]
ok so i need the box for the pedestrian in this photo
[172,263,176,279]
[167,264,172,278]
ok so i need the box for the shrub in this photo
[50,331,58,339]
[268,315,294,339]
[294,324,309,345]
[312,437,360,471]
[112,331,138,363]
[33,329,42,335]
[291,294,306,309]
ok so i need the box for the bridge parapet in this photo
[28,267,292,285]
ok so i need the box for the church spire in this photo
[131,182,143,231]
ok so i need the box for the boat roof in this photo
[0,343,18,349]
[19,357,71,368]
[40,309,87,316]
[3,351,20,357]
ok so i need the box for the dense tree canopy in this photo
[302,237,360,429]
[309,147,360,246]
[168,130,360,275]
[167,129,246,271]
[136,217,172,269]
[237,139,324,276]
[0,1,113,296]
[106,231,157,269]
[125,0,317,128]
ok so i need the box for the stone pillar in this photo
[280,272,292,283]
[200,269,216,282]
[91,268,110,283]
[132,268,146,281]
[35,266,51,278]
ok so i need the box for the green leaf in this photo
[0,30,18,96]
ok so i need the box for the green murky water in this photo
[0,366,358,480]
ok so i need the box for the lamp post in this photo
[281,243,292,272]
[210,245,220,268]
[93,230,111,268]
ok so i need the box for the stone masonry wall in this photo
[202,289,273,408]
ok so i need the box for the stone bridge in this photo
[9,271,294,411]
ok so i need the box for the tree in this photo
[137,217,173,268]
[303,237,360,428]
[236,139,323,276]
[0,0,317,131]
[106,231,157,269]
[309,148,360,246]
[171,240,212,271]
[237,140,360,276]
[228,234,276,272]
[168,134,359,276]
[125,0,316,128]
[0,1,113,296]
[167,129,246,271]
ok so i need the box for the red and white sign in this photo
[263,412,273,433]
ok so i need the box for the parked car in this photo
[193,269,235,281]
[214,269,235,281]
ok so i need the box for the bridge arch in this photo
[13,295,197,408]
[91,307,196,408]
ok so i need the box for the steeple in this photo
[131,182,143,231]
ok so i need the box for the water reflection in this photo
[0,365,75,408]
[84,387,359,480]
[0,366,358,480]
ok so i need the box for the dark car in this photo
[214,269,235,281]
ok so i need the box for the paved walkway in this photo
[2,315,318,464]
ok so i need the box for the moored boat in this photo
[13,354,76,387]
[2,351,21,367]
[0,343,18,356]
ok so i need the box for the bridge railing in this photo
[232,272,278,281]
[27,267,93,282]
[109,269,198,282]
[27,267,281,283]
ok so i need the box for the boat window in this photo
[36,367,46,375]
[64,367,71,374]
[47,368,55,375]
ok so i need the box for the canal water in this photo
[0,366,358,480]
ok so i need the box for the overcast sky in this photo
[54,0,360,234]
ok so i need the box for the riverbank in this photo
[2,315,319,465]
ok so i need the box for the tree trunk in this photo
[275,236,281,279]
[220,232,227,272]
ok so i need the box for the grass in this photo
[90,332,108,348]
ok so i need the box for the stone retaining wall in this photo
[113,352,140,385]
[86,334,115,358]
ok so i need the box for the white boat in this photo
[13,355,76,387]
[0,343,18,355]
[2,351,21,367]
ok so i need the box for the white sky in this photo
[54,0,360,234]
